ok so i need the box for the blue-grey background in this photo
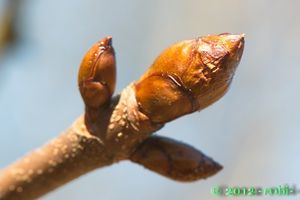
[0,0,299,199]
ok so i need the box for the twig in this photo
[0,33,244,199]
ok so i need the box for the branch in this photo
[0,33,244,200]
[0,0,20,53]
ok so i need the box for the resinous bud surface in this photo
[78,36,116,108]
[135,33,244,123]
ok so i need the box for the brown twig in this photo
[0,0,21,53]
[0,85,162,199]
[0,33,244,200]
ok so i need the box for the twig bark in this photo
[0,116,109,199]
[0,85,162,200]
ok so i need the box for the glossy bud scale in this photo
[78,36,116,109]
[135,33,244,123]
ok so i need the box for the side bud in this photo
[78,36,116,109]
[135,33,244,123]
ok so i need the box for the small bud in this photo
[78,36,116,108]
[130,136,222,181]
[135,33,244,123]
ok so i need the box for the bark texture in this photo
[0,85,162,200]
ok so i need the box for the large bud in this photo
[135,33,244,123]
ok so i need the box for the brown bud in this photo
[78,36,116,108]
[135,33,244,123]
[130,136,222,181]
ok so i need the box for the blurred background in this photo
[0,0,299,199]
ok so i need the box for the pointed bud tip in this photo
[232,33,245,44]
[219,32,245,39]
[100,36,113,47]
[220,33,245,53]
[223,33,244,42]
